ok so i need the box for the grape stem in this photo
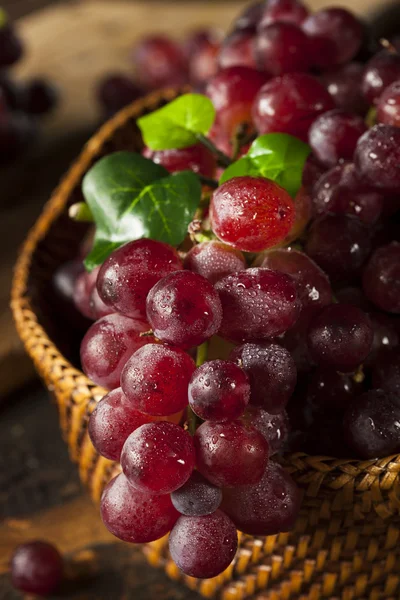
[195,134,232,167]
[198,174,219,189]
[187,341,209,436]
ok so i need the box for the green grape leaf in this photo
[219,133,311,197]
[82,151,201,270]
[137,93,216,150]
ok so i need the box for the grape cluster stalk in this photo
[50,0,400,584]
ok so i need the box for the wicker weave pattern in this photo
[10,90,400,599]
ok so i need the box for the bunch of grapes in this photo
[0,10,58,166]
[54,0,400,582]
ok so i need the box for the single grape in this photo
[307,369,359,413]
[377,80,400,127]
[73,267,99,319]
[362,243,400,313]
[372,349,400,395]
[311,163,345,217]
[253,73,335,142]
[306,34,338,70]
[53,259,84,304]
[146,271,222,349]
[21,78,58,116]
[88,388,155,460]
[308,109,367,169]
[101,473,179,543]
[188,359,250,421]
[307,304,373,373]
[186,31,221,86]
[230,342,296,413]
[259,0,309,28]
[121,422,195,494]
[80,314,149,390]
[195,420,268,487]
[210,176,295,252]
[367,312,399,364]
[233,0,265,31]
[305,214,371,283]
[362,50,400,106]
[261,249,332,314]
[0,73,22,110]
[96,74,143,115]
[302,8,363,66]
[184,241,246,284]
[330,182,384,226]
[222,461,301,536]
[206,66,268,138]
[281,310,315,373]
[10,541,63,596]
[0,23,24,67]
[256,22,311,76]
[97,239,182,321]
[171,471,222,516]
[343,390,400,459]
[168,510,237,579]
[89,286,113,319]
[283,186,313,244]
[355,125,400,193]
[0,112,37,165]
[132,35,188,90]
[142,143,216,177]
[216,268,300,343]
[242,406,290,454]
[321,62,368,116]
[121,343,195,416]
[218,30,257,70]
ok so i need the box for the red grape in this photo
[11,542,63,596]
[362,243,400,313]
[302,154,326,192]
[259,0,309,28]
[362,50,400,105]
[206,66,268,138]
[242,407,290,455]
[335,286,372,312]
[305,214,371,282]
[233,1,264,31]
[53,259,84,304]
[121,422,195,494]
[97,238,182,321]
[89,286,113,319]
[253,73,335,142]
[307,369,359,413]
[222,461,301,535]
[121,343,195,416]
[88,387,155,461]
[101,473,179,543]
[366,313,399,366]
[0,112,37,165]
[216,268,300,343]
[146,271,222,349]
[210,176,295,252]
[73,267,99,319]
[96,74,143,116]
[132,35,188,90]
[307,304,373,372]
[188,359,250,421]
[343,390,400,459]
[185,30,221,86]
[218,30,257,70]
[22,78,58,116]
[256,23,311,76]
[171,471,222,517]
[0,23,24,67]
[283,185,313,243]
[372,348,400,395]
[354,125,400,193]
[184,241,246,284]
[377,80,400,127]
[230,342,296,413]
[142,144,216,177]
[302,8,363,66]
[80,314,149,390]
[194,420,269,487]
[168,510,237,579]
[311,163,345,217]
[308,109,367,168]
[321,62,368,116]
[261,249,332,314]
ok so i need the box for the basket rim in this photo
[10,87,400,499]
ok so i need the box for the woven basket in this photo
[11,89,400,600]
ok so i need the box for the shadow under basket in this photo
[11,88,400,600]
